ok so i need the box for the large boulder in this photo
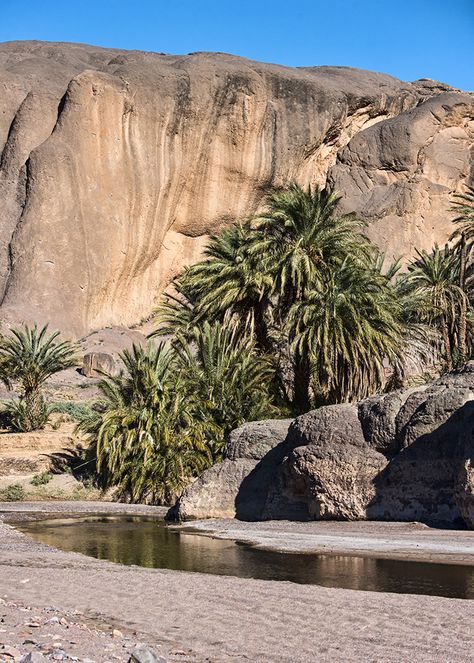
[81,352,116,378]
[0,41,472,335]
[172,419,292,520]
[173,363,474,527]
[266,405,388,520]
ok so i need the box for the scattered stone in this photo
[111,629,122,639]
[1,647,21,659]
[20,653,46,663]
[129,646,166,663]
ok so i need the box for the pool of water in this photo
[15,515,474,599]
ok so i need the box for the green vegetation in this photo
[0,324,78,432]
[31,471,53,486]
[1,483,25,502]
[51,400,93,422]
[1,182,472,505]
[79,323,272,503]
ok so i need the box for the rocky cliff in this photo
[173,363,474,528]
[0,41,473,335]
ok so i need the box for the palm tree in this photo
[289,258,403,403]
[450,184,474,364]
[399,245,469,370]
[0,324,77,431]
[79,343,214,503]
[155,223,273,350]
[451,184,474,244]
[188,223,274,350]
[252,182,374,410]
[175,318,274,452]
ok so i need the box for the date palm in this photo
[289,258,403,403]
[451,184,474,244]
[156,223,273,350]
[252,182,374,410]
[0,324,77,431]
[79,343,213,503]
[399,245,469,370]
[175,318,274,453]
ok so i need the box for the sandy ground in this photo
[0,502,473,663]
[184,518,474,565]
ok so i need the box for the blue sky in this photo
[1,0,473,90]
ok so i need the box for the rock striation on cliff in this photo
[173,363,474,528]
[0,41,472,335]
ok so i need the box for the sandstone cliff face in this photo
[1,41,472,334]
[173,364,474,527]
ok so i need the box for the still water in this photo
[16,515,474,599]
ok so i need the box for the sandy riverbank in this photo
[182,517,474,565]
[0,502,473,663]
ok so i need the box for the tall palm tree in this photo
[399,245,469,370]
[252,182,374,410]
[0,324,77,431]
[289,258,403,403]
[180,223,273,350]
[451,184,474,244]
[155,223,273,352]
[450,184,474,364]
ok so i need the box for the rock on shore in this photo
[173,363,474,527]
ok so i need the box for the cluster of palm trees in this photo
[159,183,474,409]
[1,182,472,504]
[79,323,273,503]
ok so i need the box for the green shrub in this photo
[2,483,25,501]
[31,472,53,486]
[2,397,53,432]
[51,401,92,422]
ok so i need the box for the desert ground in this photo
[0,502,473,663]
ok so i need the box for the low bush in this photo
[2,483,25,501]
[31,471,53,486]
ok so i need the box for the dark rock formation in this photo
[0,41,472,334]
[173,364,474,527]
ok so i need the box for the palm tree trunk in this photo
[293,348,311,413]
[253,299,270,352]
[442,315,453,371]
[458,232,468,366]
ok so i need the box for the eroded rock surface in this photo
[328,92,474,260]
[174,364,474,527]
[172,419,292,520]
[0,41,472,334]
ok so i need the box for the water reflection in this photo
[16,515,474,599]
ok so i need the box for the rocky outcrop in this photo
[174,364,474,527]
[172,419,292,520]
[81,352,116,378]
[328,92,474,261]
[0,41,472,335]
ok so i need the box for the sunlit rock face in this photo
[0,41,472,335]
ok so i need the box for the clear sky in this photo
[1,0,473,90]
